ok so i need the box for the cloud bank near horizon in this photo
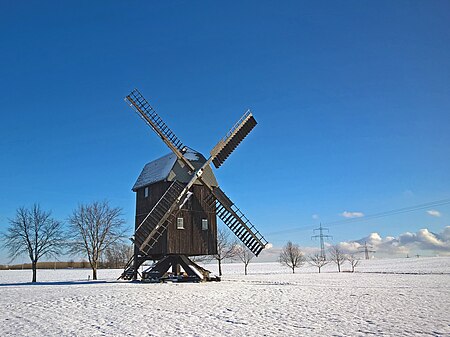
[259,226,450,261]
[337,226,450,256]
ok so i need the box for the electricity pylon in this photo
[311,224,332,260]
[358,241,375,260]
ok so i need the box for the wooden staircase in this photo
[118,256,136,280]
[118,255,145,280]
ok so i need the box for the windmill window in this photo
[177,217,184,230]
[144,187,149,198]
[202,219,208,231]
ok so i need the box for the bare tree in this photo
[308,253,329,273]
[2,204,64,282]
[236,243,254,275]
[279,241,305,273]
[329,245,346,272]
[103,243,133,269]
[347,254,360,273]
[68,201,126,280]
[191,255,213,264]
[214,227,238,276]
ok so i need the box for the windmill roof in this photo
[132,153,177,191]
[132,148,218,191]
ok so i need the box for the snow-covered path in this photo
[1,258,449,336]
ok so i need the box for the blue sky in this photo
[1,1,449,263]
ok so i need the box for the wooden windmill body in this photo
[119,89,268,282]
[133,150,218,257]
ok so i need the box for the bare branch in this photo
[102,242,133,269]
[347,253,360,273]
[308,253,329,273]
[329,245,346,273]
[213,227,239,276]
[1,204,64,282]
[235,243,254,275]
[67,201,127,280]
[279,241,305,273]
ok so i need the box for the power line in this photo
[325,198,450,227]
[267,197,450,236]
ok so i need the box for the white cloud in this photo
[337,241,360,252]
[426,210,441,217]
[341,211,364,218]
[312,214,319,220]
[367,232,382,244]
[337,226,450,257]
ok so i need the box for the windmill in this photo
[119,89,268,282]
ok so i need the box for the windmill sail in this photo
[134,181,185,254]
[210,110,257,169]
[118,180,186,280]
[125,89,186,155]
[205,187,268,256]
[135,149,221,254]
[120,89,269,281]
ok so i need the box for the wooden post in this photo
[172,258,181,275]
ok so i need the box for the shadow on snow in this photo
[0,280,114,287]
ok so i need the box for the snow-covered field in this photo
[1,257,449,336]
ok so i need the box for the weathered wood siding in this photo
[135,181,171,255]
[135,182,217,257]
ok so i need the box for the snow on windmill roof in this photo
[132,148,218,191]
[132,153,177,191]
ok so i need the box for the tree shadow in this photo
[0,280,113,287]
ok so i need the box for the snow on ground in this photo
[208,256,450,275]
[1,257,449,336]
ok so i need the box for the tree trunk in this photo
[31,261,37,283]
[244,264,247,275]
[338,263,341,273]
[92,260,98,280]
[292,266,295,274]
[318,266,321,273]
[218,259,222,276]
